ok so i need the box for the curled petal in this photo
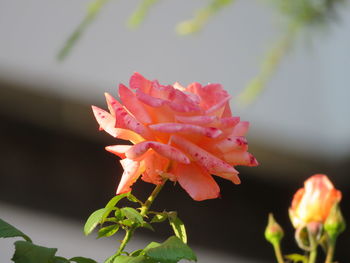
[205,95,231,116]
[232,121,250,136]
[150,123,222,138]
[118,84,152,124]
[92,106,143,142]
[126,141,190,164]
[175,115,218,125]
[223,151,258,167]
[105,145,133,158]
[136,89,165,107]
[171,135,240,184]
[173,163,220,201]
[216,136,248,153]
[217,117,240,129]
[116,159,144,194]
[129,72,153,93]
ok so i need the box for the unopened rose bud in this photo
[324,203,346,241]
[265,213,284,245]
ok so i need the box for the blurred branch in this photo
[176,0,235,35]
[127,0,161,29]
[57,0,110,61]
[237,0,345,106]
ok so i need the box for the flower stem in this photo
[140,180,167,216]
[272,242,284,263]
[116,179,167,255]
[117,228,134,255]
[325,239,336,263]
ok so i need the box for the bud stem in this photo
[308,237,317,263]
[272,242,284,263]
[325,239,336,263]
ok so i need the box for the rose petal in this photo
[118,84,152,124]
[205,95,231,116]
[173,163,220,201]
[150,123,222,138]
[105,145,133,158]
[141,150,169,184]
[171,135,240,184]
[104,93,154,140]
[232,121,250,136]
[92,106,144,142]
[129,72,153,93]
[216,136,248,153]
[116,159,144,194]
[223,151,258,167]
[126,141,190,164]
[175,115,218,125]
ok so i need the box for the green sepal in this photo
[285,253,308,263]
[168,212,187,244]
[0,218,32,242]
[145,236,197,262]
[98,224,120,238]
[12,240,57,263]
[84,208,107,236]
[121,207,144,224]
[70,256,98,263]
[150,213,168,223]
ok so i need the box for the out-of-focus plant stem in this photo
[272,242,285,263]
[238,21,300,106]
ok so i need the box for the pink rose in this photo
[92,73,258,201]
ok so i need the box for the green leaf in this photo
[145,236,197,263]
[12,241,57,263]
[98,224,120,238]
[126,193,142,204]
[121,207,144,224]
[120,219,134,227]
[105,194,128,209]
[112,255,155,263]
[150,213,168,223]
[70,256,98,263]
[0,218,32,242]
[168,213,187,244]
[104,254,118,263]
[285,254,308,263]
[143,242,160,251]
[141,222,154,231]
[114,209,124,221]
[84,208,107,236]
[52,256,70,263]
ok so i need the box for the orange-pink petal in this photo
[150,123,222,138]
[223,151,258,167]
[171,135,240,184]
[105,145,132,158]
[116,159,144,194]
[173,163,220,201]
[118,84,152,124]
[232,121,250,136]
[175,115,218,125]
[216,136,248,153]
[125,141,190,164]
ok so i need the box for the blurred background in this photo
[0,0,349,262]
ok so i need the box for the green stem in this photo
[325,239,336,263]
[140,179,167,216]
[272,242,284,263]
[308,236,318,263]
[117,228,134,255]
[116,179,167,255]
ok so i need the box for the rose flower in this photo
[92,73,258,201]
[289,174,342,229]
